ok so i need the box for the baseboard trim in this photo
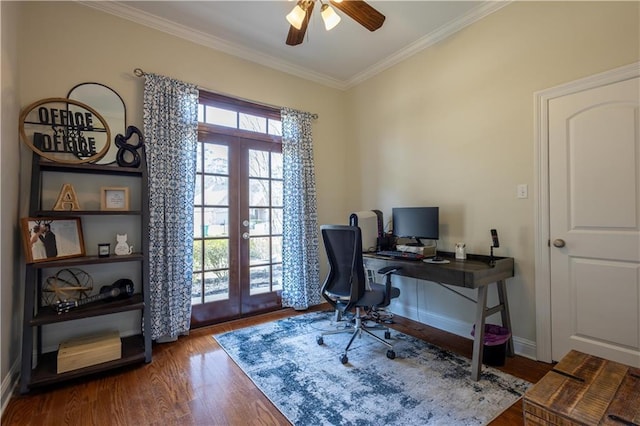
[1,359,20,417]
[391,305,538,360]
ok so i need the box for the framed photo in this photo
[20,217,85,263]
[98,243,111,257]
[100,187,130,211]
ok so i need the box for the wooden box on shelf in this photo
[57,330,122,374]
[523,350,639,425]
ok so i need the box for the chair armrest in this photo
[376,266,401,307]
[377,266,401,276]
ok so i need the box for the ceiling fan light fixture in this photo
[286,4,306,30]
[321,4,340,31]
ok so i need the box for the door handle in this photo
[553,239,566,248]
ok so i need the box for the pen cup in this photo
[455,243,466,260]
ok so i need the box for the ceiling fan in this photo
[285,0,386,46]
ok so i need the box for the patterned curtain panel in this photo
[281,108,321,309]
[143,73,199,340]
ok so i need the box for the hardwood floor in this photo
[2,306,552,425]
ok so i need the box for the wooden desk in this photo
[363,252,515,381]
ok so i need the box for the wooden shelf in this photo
[38,161,143,176]
[27,335,147,389]
[20,150,152,393]
[34,210,142,216]
[31,294,145,326]
[29,253,143,269]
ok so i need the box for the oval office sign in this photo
[19,97,111,164]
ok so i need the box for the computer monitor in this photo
[392,207,439,246]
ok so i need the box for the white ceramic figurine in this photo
[114,233,133,255]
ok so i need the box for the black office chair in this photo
[317,224,401,364]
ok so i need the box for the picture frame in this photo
[20,217,85,264]
[98,243,111,257]
[100,187,130,211]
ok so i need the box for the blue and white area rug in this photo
[214,311,530,425]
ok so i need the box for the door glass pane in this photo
[204,270,229,302]
[204,144,228,174]
[271,208,283,235]
[204,239,229,270]
[271,152,283,178]
[192,272,203,305]
[249,149,269,178]
[196,143,203,173]
[272,264,282,291]
[204,207,228,237]
[271,180,283,206]
[194,207,203,239]
[249,208,269,236]
[249,178,269,206]
[249,237,270,265]
[192,240,203,271]
[271,236,282,263]
[240,113,267,134]
[250,266,270,295]
[204,175,228,205]
[194,177,202,205]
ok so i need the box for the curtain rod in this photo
[133,68,319,119]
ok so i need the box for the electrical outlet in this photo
[517,184,528,199]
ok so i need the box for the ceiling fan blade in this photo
[330,0,385,32]
[286,1,315,46]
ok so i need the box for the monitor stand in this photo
[405,238,424,247]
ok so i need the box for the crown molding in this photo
[78,1,508,91]
[78,1,348,90]
[345,1,511,89]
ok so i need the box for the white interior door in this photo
[549,76,640,366]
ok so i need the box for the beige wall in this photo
[346,1,639,345]
[1,0,23,410]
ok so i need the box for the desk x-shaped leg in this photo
[471,279,514,380]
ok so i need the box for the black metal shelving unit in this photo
[19,154,151,394]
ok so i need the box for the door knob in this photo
[553,239,566,248]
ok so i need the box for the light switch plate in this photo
[517,184,528,199]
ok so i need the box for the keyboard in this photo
[376,250,424,261]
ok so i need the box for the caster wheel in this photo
[340,354,348,364]
[316,336,324,345]
[384,331,391,339]
[386,350,396,360]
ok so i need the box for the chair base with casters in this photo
[317,306,396,364]
[316,254,401,364]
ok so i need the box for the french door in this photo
[191,130,283,327]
